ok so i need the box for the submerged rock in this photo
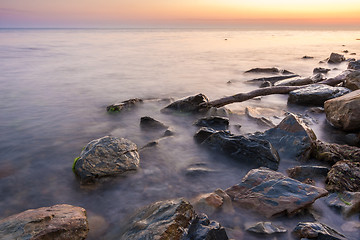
[194,116,229,130]
[245,222,287,234]
[287,165,329,182]
[328,52,346,64]
[225,168,328,218]
[73,136,140,183]
[344,70,360,90]
[106,98,143,112]
[311,140,360,164]
[326,160,360,192]
[348,60,360,70]
[293,222,346,240]
[0,204,88,240]
[313,67,331,74]
[140,116,168,130]
[288,84,350,106]
[193,127,219,144]
[244,67,294,75]
[162,93,209,113]
[326,191,360,217]
[324,89,360,131]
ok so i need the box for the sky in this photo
[1,0,360,28]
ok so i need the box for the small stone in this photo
[302,56,314,59]
[344,70,360,90]
[328,52,346,64]
[244,67,294,75]
[193,127,218,144]
[313,67,331,74]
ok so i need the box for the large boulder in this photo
[225,168,328,218]
[293,222,346,240]
[106,98,143,112]
[344,70,360,90]
[328,52,346,64]
[288,84,350,106]
[73,136,140,183]
[324,89,360,131]
[0,204,88,240]
[252,113,317,161]
[161,94,209,113]
[326,160,360,192]
[348,60,360,70]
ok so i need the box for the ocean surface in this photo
[0,28,359,239]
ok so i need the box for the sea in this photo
[0,28,359,239]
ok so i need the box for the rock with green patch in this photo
[326,160,360,192]
[106,98,143,112]
[326,191,360,217]
[161,94,209,113]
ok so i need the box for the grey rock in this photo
[245,222,287,234]
[73,136,140,183]
[348,60,360,70]
[313,67,331,74]
[162,94,209,113]
[344,70,360,90]
[194,127,219,144]
[244,67,294,75]
[328,53,346,64]
[293,222,346,240]
[326,160,360,192]
[326,191,360,217]
[140,116,168,130]
[107,98,143,112]
[287,165,329,181]
[0,204,89,240]
[194,116,229,130]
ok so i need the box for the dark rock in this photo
[345,133,360,146]
[193,127,219,144]
[350,53,356,55]
[163,129,175,137]
[73,136,140,183]
[194,116,229,130]
[184,213,228,240]
[324,89,360,131]
[288,84,350,106]
[140,116,168,130]
[0,204,89,240]
[107,98,143,112]
[302,56,314,59]
[344,70,360,90]
[311,140,360,164]
[343,50,349,53]
[202,131,280,170]
[244,67,294,75]
[313,67,331,74]
[348,60,360,70]
[245,222,287,234]
[347,58,356,62]
[225,168,328,218]
[326,191,360,217]
[141,141,159,149]
[162,94,209,113]
[247,74,299,84]
[287,166,329,181]
[326,160,360,192]
[252,113,317,162]
[260,80,272,88]
[328,53,346,64]
[293,222,346,240]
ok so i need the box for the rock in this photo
[246,74,299,84]
[287,166,329,182]
[326,191,360,217]
[260,80,272,88]
[288,84,350,106]
[343,50,349,53]
[326,160,360,192]
[328,53,346,64]
[302,56,314,59]
[194,116,229,130]
[252,113,317,162]
[244,67,294,75]
[311,140,360,164]
[206,107,230,118]
[193,127,219,144]
[73,136,140,183]
[324,89,360,131]
[313,67,331,74]
[185,163,215,177]
[275,73,325,87]
[0,204,88,240]
[348,60,360,70]
[225,168,328,218]
[140,116,168,130]
[245,222,287,234]
[345,133,360,146]
[245,106,284,127]
[163,129,175,137]
[106,98,143,112]
[192,189,234,215]
[202,131,280,170]
[161,93,209,113]
[344,70,360,90]
[293,222,346,240]
[350,53,356,55]
[307,107,325,114]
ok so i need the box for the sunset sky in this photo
[1,0,360,28]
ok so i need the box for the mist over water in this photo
[0,29,359,239]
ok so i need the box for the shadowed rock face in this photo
[348,60,360,70]
[162,93,209,113]
[0,204,89,240]
[328,52,346,64]
[140,116,168,130]
[344,70,360,90]
[293,222,346,240]
[194,116,229,130]
[73,136,140,183]
[225,168,328,218]
[326,160,360,192]
[287,165,329,182]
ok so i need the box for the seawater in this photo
[0,29,359,239]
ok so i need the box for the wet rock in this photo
[245,222,287,234]
[311,140,360,164]
[184,213,228,240]
[225,168,328,218]
[252,113,317,161]
[202,131,280,170]
[193,127,219,144]
[140,116,168,130]
[313,67,331,74]
[328,52,346,64]
[344,70,360,90]
[161,93,209,113]
[326,191,360,217]
[73,136,140,183]
[348,60,360,70]
[288,84,350,106]
[244,67,294,75]
[287,166,329,182]
[206,107,230,118]
[192,189,233,214]
[0,204,89,240]
[194,116,229,130]
[324,89,360,131]
[293,222,346,240]
[106,98,143,112]
[326,160,360,192]
[302,56,314,59]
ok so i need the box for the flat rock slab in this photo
[288,84,350,106]
[324,89,360,131]
[245,222,287,234]
[73,136,140,183]
[252,113,317,161]
[0,204,88,240]
[326,191,360,217]
[326,160,360,192]
[293,222,346,240]
[244,67,294,75]
[194,116,229,130]
[161,93,209,113]
[225,168,328,218]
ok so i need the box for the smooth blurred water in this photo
[0,29,359,239]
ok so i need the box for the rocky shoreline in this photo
[1,53,360,239]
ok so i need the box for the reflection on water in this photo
[0,29,359,239]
